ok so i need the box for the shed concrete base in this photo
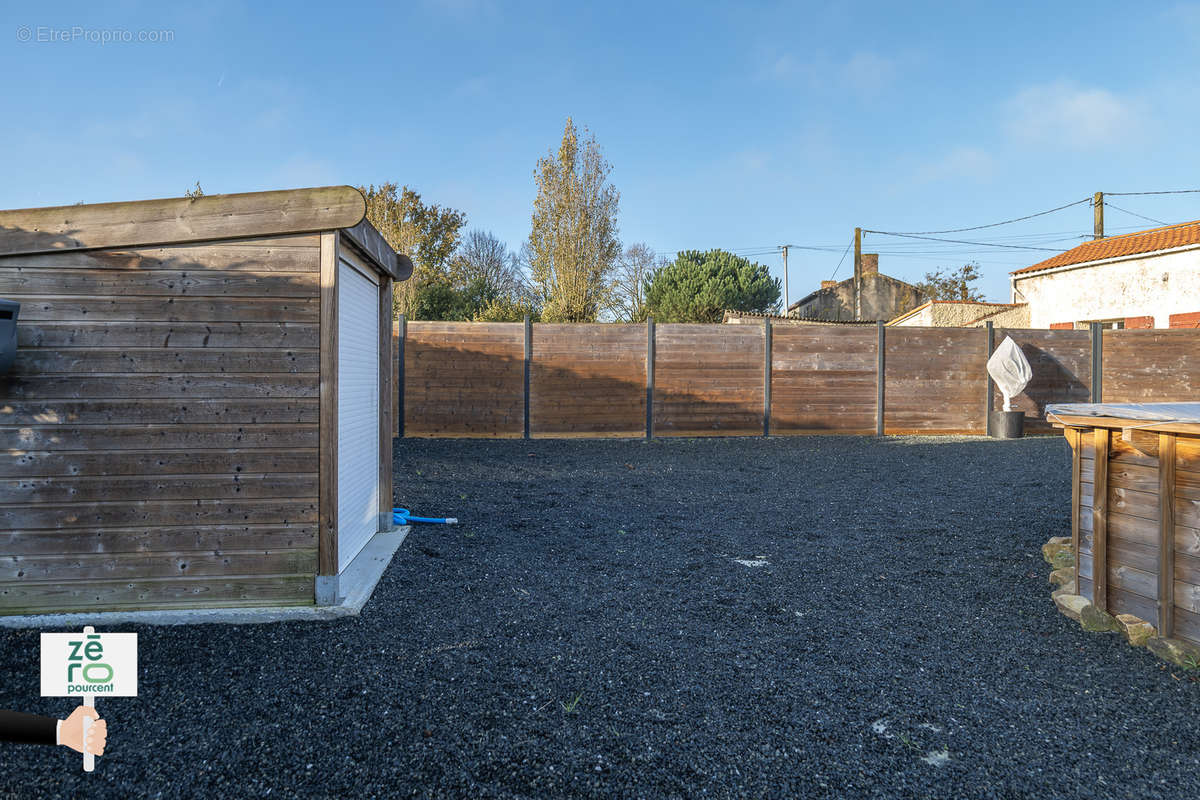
[0,526,410,629]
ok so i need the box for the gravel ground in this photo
[3,435,1200,799]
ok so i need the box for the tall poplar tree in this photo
[527,118,621,322]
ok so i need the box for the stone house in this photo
[788,254,926,322]
[1011,220,1200,329]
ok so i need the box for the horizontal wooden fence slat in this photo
[392,323,1200,440]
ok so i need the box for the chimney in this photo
[860,254,878,276]
[821,280,837,290]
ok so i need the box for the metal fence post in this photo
[646,317,655,440]
[763,318,772,437]
[876,320,886,436]
[523,314,532,439]
[397,314,406,438]
[1089,321,1103,403]
[985,321,995,436]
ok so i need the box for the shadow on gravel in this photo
[3,435,1199,799]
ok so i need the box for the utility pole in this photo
[854,227,862,320]
[1094,191,1104,239]
[781,245,789,316]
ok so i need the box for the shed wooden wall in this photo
[0,234,321,613]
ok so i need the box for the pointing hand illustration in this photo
[61,706,106,756]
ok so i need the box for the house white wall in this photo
[1012,246,1200,328]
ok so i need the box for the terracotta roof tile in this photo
[1013,219,1200,275]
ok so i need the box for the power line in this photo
[861,230,1067,252]
[1104,202,1167,226]
[867,197,1091,235]
[830,235,853,280]
[1107,189,1200,196]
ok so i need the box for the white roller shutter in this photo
[337,255,381,572]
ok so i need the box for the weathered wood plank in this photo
[1174,607,1200,648]
[0,239,320,272]
[12,295,319,323]
[4,374,317,400]
[0,186,363,257]
[1093,427,1110,611]
[18,321,318,349]
[0,498,317,530]
[378,274,393,521]
[0,550,317,581]
[0,268,318,298]
[0,575,314,614]
[2,399,317,427]
[0,448,316,478]
[10,348,318,375]
[2,424,317,452]
[318,232,338,576]
[0,524,317,556]
[1161,433,1177,636]
[3,473,317,505]
[1070,427,1082,580]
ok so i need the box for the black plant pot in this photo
[990,410,1024,439]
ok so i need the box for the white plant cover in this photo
[987,336,1032,411]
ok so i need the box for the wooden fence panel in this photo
[395,323,1200,439]
[995,328,1092,433]
[884,327,988,434]
[653,324,764,436]
[404,322,524,437]
[531,324,646,437]
[771,326,877,434]
[1103,329,1200,402]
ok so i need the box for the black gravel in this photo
[3,435,1200,799]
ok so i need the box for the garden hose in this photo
[393,507,457,525]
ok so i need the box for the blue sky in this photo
[3,1,1200,303]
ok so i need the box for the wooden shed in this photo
[0,187,412,615]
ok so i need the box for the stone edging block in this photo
[1042,536,1200,671]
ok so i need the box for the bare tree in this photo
[604,243,664,322]
[527,118,621,322]
[450,229,520,298]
